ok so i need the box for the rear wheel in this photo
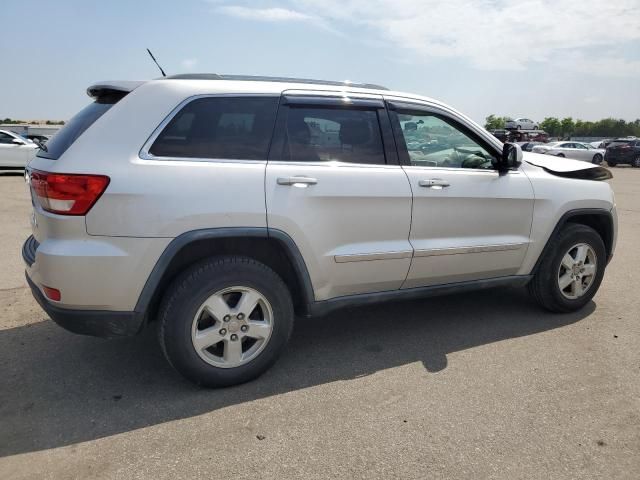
[557,153,565,157]
[633,155,640,168]
[592,154,603,164]
[158,256,294,387]
[529,224,606,313]
[607,160,617,167]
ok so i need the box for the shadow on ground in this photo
[0,287,594,457]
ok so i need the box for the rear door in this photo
[265,92,413,301]
[387,99,535,288]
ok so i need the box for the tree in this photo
[484,114,506,130]
[540,117,561,137]
[560,117,574,138]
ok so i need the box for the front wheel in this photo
[556,153,565,157]
[592,154,603,164]
[633,156,640,168]
[529,224,606,312]
[158,256,294,387]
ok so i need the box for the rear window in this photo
[278,106,386,165]
[608,140,633,147]
[37,93,125,160]
[148,96,279,160]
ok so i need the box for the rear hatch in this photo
[26,81,143,244]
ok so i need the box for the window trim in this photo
[267,95,396,167]
[138,93,281,164]
[386,100,506,172]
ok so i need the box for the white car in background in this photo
[532,141,605,164]
[505,118,538,130]
[0,129,39,168]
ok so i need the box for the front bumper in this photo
[23,235,145,338]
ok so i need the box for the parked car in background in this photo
[27,134,51,145]
[532,141,605,164]
[505,118,538,130]
[516,141,545,152]
[605,138,640,167]
[0,129,39,168]
[489,129,509,142]
[23,74,617,387]
[590,139,614,149]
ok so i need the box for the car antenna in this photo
[146,48,167,77]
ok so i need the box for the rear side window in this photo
[148,97,278,160]
[278,107,386,165]
[37,93,125,160]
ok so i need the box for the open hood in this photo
[523,152,612,180]
[524,152,595,172]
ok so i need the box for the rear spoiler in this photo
[86,81,145,99]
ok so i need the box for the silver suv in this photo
[23,75,617,387]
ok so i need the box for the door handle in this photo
[277,176,318,186]
[419,178,450,188]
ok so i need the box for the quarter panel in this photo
[86,158,267,236]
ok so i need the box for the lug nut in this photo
[230,334,238,341]
[223,315,231,322]
[219,328,227,336]
[241,325,248,332]
[237,313,245,320]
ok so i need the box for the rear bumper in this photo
[25,272,144,337]
[605,152,634,163]
[22,234,146,338]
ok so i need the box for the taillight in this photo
[30,170,109,216]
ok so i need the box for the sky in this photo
[1,0,639,124]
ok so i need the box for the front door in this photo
[388,101,535,288]
[266,94,413,301]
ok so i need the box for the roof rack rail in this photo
[163,74,389,91]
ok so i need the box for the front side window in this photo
[149,96,279,160]
[392,111,497,169]
[279,107,386,165]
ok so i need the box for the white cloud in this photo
[217,6,315,22]
[181,58,199,69]
[216,0,640,74]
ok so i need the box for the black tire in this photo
[607,160,616,167]
[557,153,565,157]
[633,156,640,168]
[158,256,294,387]
[528,224,606,313]
[592,154,603,165]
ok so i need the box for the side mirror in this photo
[12,138,25,146]
[499,142,523,173]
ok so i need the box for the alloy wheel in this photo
[557,243,597,300]
[191,286,274,368]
